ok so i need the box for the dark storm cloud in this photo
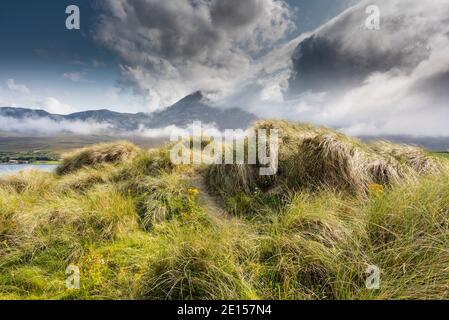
[288,1,433,95]
[411,69,449,107]
[123,0,221,60]
[210,0,264,29]
[289,35,431,95]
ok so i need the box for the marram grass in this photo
[0,122,448,300]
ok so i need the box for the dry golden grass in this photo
[56,141,140,175]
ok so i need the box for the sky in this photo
[0,0,352,113]
[0,0,448,137]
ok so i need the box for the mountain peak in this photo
[172,91,206,107]
[150,91,256,129]
[190,90,205,99]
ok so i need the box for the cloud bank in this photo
[6,79,30,95]
[0,116,112,135]
[36,97,76,115]
[0,116,225,140]
[63,72,89,83]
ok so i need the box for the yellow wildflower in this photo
[368,183,384,197]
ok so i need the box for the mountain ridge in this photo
[0,91,257,133]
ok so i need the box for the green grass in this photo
[433,152,449,160]
[0,124,448,300]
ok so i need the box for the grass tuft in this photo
[56,141,140,175]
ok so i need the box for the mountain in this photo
[0,107,63,121]
[150,91,256,129]
[0,91,257,133]
[65,109,149,132]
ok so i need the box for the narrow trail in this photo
[188,174,231,221]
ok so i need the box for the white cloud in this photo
[105,87,120,101]
[0,116,112,135]
[133,122,235,139]
[36,97,76,115]
[63,72,90,82]
[6,79,30,94]
[135,124,189,138]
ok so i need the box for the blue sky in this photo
[0,0,353,113]
[0,0,126,112]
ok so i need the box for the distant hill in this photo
[0,91,257,133]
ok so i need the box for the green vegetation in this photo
[0,151,60,164]
[433,152,449,160]
[0,122,448,300]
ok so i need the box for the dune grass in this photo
[0,122,448,300]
